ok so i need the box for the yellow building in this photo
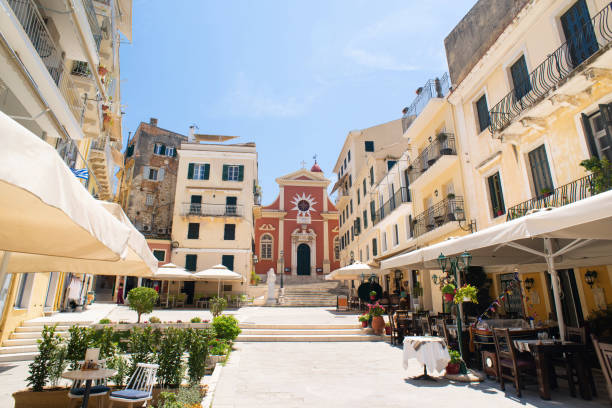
[170,136,258,300]
[0,0,131,347]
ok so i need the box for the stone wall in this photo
[124,118,187,239]
[444,0,530,88]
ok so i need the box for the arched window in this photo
[260,234,273,260]
[334,236,340,261]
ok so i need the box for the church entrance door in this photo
[297,244,311,275]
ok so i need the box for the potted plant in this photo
[358,314,370,328]
[441,283,456,302]
[369,290,377,301]
[368,303,386,335]
[454,284,478,304]
[446,193,455,200]
[446,349,462,375]
[495,208,504,217]
[207,338,228,367]
[97,65,108,76]
[580,157,612,195]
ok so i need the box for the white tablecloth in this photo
[403,336,450,373]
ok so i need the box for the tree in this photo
[127,287,158,323]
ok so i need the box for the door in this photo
[297,244,311,275]
[182,281,195,304]
[226,196,237,215]
[561,0,598,67]
[190,195,202,214]
[546,269,584,327]
[528,145,554,196]
[500,273,523,317]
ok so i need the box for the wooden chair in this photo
[551,327,596,398]
[591,334,612,403]
[395,310,410,344]
[492,328,536,397]
[420,316,432,336]
[109,363,159,408]
[68,359,110,408]
[336,295,349,311]
[174,293,186,308]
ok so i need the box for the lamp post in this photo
[437,251,472,374]
[279,250,284,289]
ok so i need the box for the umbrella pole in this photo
[217,279,220,297]
[0,252,11,308]
[545,238,566,341]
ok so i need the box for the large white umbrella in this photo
[325,262,382,281]
[381,190,612,340]
[2,202,157,276]
[194,264,242,296]
[153,263,197,280]
[0,111,132,290]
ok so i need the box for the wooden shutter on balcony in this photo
[370,201,376,222]
[598,104,612,161]
[238,165,244,181]
[188,163,194,179]
[203,163,210,180]
[185,254,197,272]
[222,165,229,180]
[372,238,378,256]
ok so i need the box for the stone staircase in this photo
[0,320,92,362]
[279,281,345,307]
[236,323,383,342]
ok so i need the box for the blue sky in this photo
[120,0,476,203]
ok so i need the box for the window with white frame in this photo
[382,232,388,252]
[261,234,273,260]
[227,165,240,181]
[193,164,209,180]
[405,216,411,240]
[146,194,154,206]
[165,146,175,157]
[147,168,158,181]
[153,143,165,155]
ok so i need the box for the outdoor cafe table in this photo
[403,336,450,380]
[62,368,117,408]
[513,339,592,400]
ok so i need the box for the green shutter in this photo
[204,164,210,180]
[222,165,229,181]
[372,239,378,256]
[188,163,194,179]
[238,165,244,181]
[173,148,177,158]
[160,145,166,155]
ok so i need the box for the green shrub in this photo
[190,317,201,323]
[149,316,161,323]
[99,318,111,324]
[108,354,129,387]
[581,157,612,194]
[127,287,158,323]
[66,325,92,370]
[27,325,61,391]
[208,338,229,356]
[158,386,203,408]
[90,326,117,359]
[128,326,158,376]
[48,344,68,387]
[186,329,213,385]
[210,296,227,318]
[212,315,241,341]
[448,349,462,364]
[157,328,186,388]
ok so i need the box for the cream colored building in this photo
[171,137,258,299]
[0,0,131,347]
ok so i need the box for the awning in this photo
[381,190,612,340]
[153,263,198,280]
[331,173,348,194]
[325,261,383,281]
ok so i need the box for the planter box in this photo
[207,354,225,368]
[91,322,211,331]
[13,388,70,408]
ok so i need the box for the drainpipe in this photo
[64,0,107,101]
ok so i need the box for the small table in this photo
[513,339,592,400]
[62,368,117,408]
[403,336,450,381]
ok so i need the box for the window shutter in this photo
[204,164,210,180]
[188,163,194,179]
[238,165,244,181]
[222,255,234,271]
[372,238,378,256]
[143,165,150,178]
[409,215,414,237]
[598,104,612,159]
[158,168,165,181]
[222,165,229,181]
[173,148,177,157]
[160,145,166,155]
[582,113,599,159]
[185,254,197,272]
[370,167,374,186]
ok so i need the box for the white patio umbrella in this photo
[381,190,612,340]
[153,263,199,299]
[0,111,132,287]
[325,262,382,281]
[2,202,157,277]
[194,264,242,296]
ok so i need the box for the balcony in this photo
[372,187,410,225]
[335,188,350,207]
[181,203,244,218]
[413,196,465,238]
[489,2,612,135]
[83,0,102,50]
[88,136,112,199]
[401,74,450,133]
[406,133,457,185]
[6,0,85,130]
[506,172,611,221]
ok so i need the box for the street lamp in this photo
[437,251,471,374]
[279,250,284,289]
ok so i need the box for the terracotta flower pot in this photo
[446,363,460,375]
[98,66,108,76]
[443,293,454,302]
[361,321,368,328]
[385,325,391,335]
[371,315,385,335]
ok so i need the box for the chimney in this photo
[189,125,196,142]
[149,117,158,127]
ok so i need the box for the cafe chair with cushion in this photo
[493,328,536,398]
[591,334,612,404]
[109,363,158,408]
[68,359,110,408]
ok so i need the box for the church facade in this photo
[253,163,340,282]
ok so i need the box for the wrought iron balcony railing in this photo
[401,74,450,133]
[83,0,102,50]
[372,187,410,225]
[71,60,93,77]
[412,197,465,238]
[489,2,612,134]
[181,203,244,218]
[7,0,84,126]
[406,133,457,184]
[506,172,612,221]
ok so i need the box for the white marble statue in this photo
[266,268,276,302]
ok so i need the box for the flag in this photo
[71,168,89,180]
